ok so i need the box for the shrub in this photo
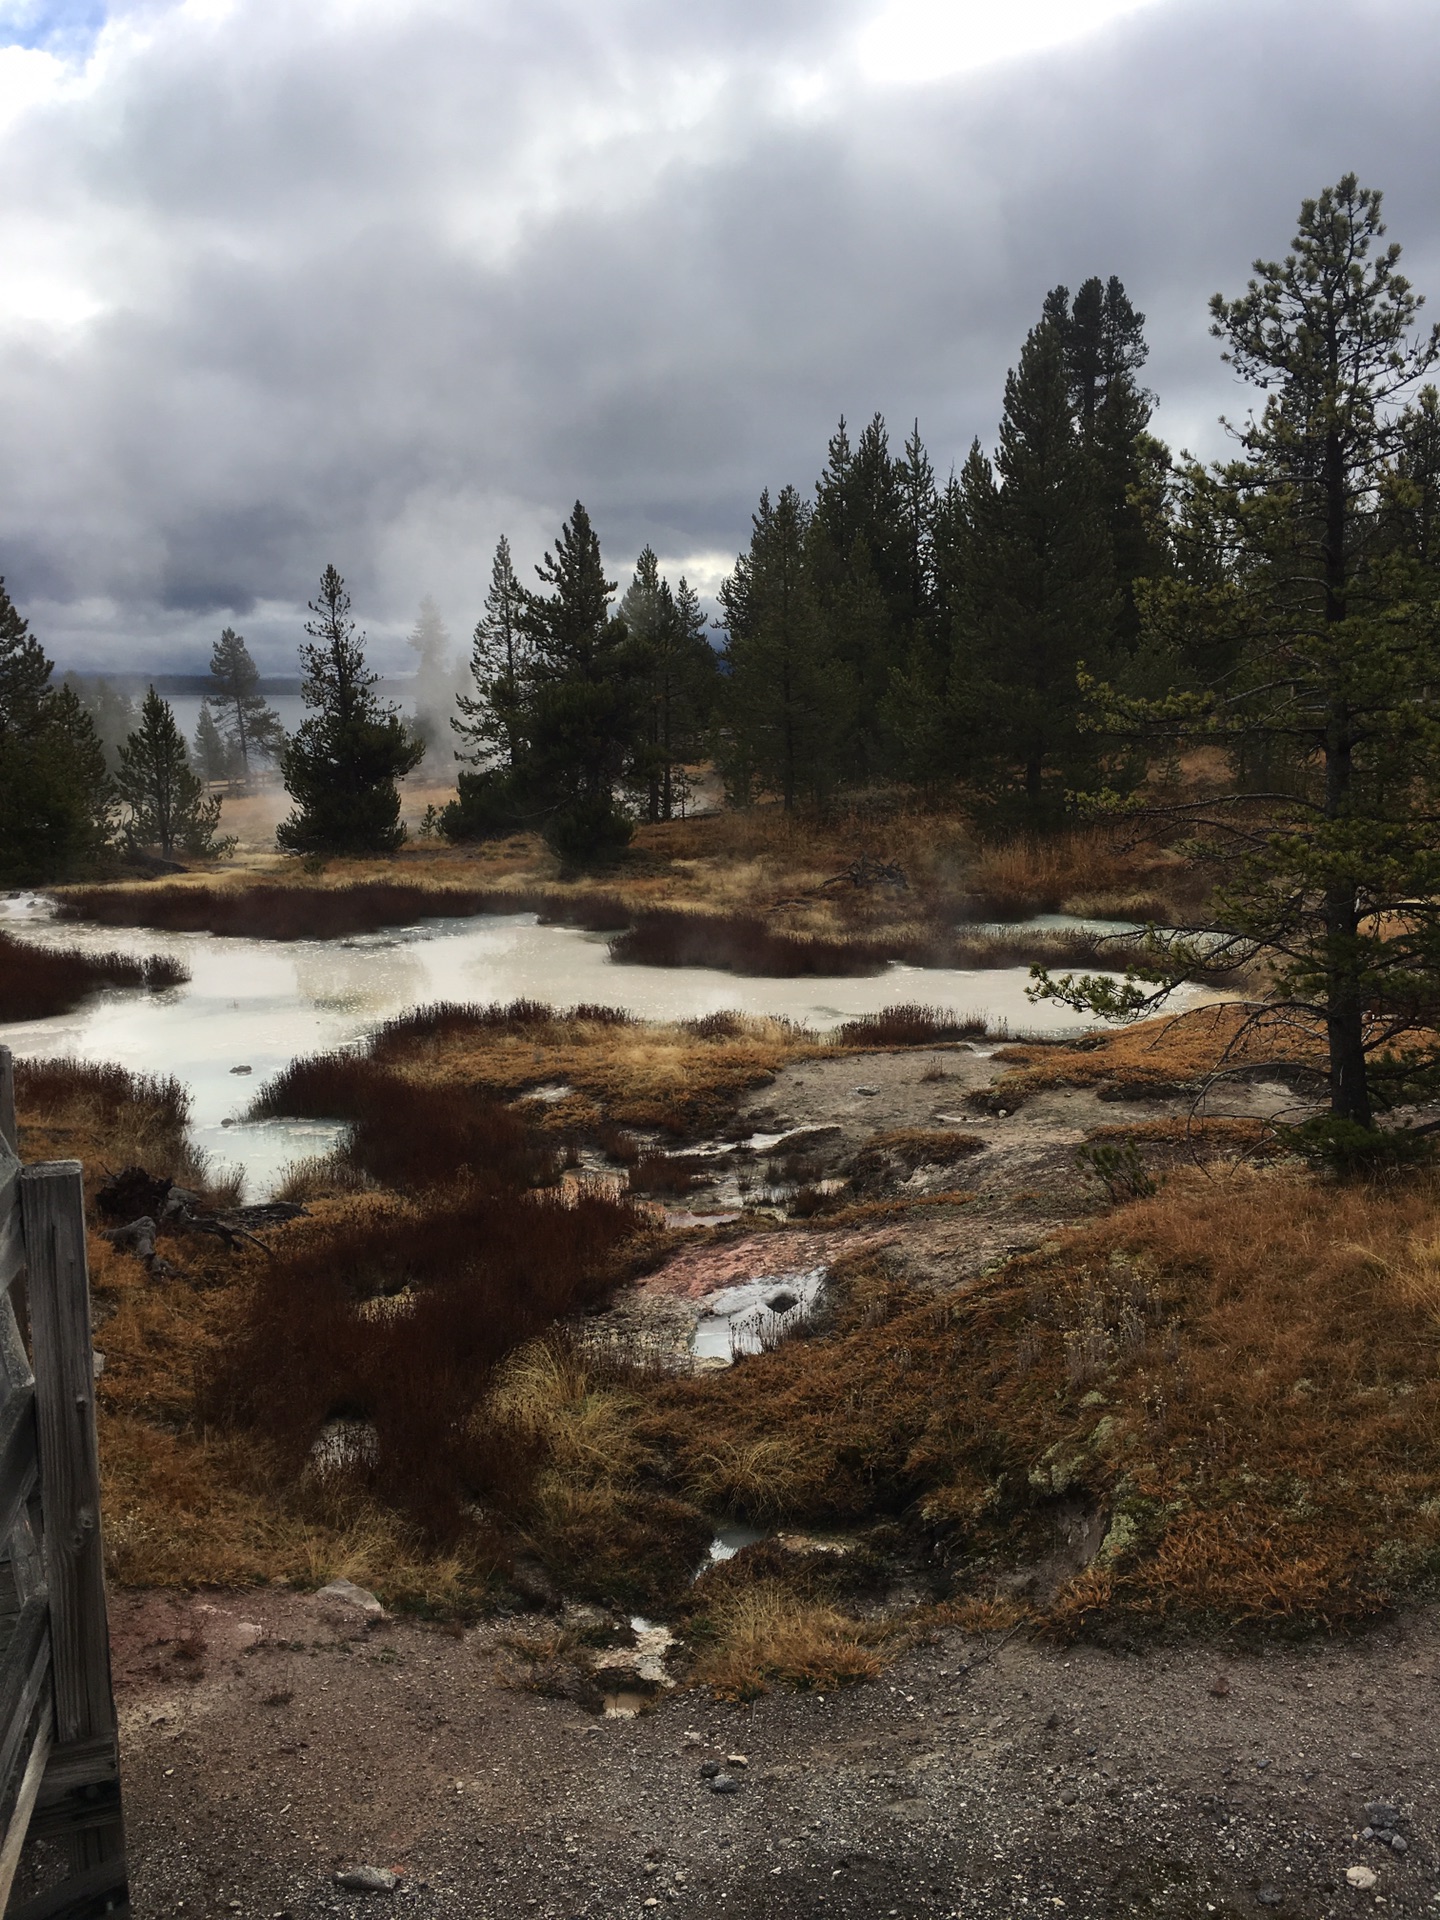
[1076,1137,1158,1202]
[0,929,188,1020]
[248,1051,554,1191]
[833,1004,992,1048]
[1277,1114,1434,1180]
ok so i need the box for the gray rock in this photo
[1256,1891,1282,1909]
[852,1086,880,1097]
[709,1772,741,1794]
[1059,1788,1079,1806]
[316,1577,386,1622]
[1390,1834,1408,1855]
[1366,1801,1402,1827]
[698,1761,720,1779]
[335,1867,399,1893]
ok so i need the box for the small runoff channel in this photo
[1,895,1126,1200]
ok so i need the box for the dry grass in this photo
[15,1057,231,1205]
[687,1580,887,1699]
[51,806,1203,952]
[990,1005,1321,1103]
[353,1000,833,1137]
[630,1167,1440,1630]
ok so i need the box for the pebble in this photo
[1256,1891,1282,1909]
[853,1086,880,1097]
[1058,1788,1078,1807]
[1366,1802,1402,1828]
[709,1773,741,1795]
[1346,1866,1378,1890]
[698,1761,720,1780]
[725,1754,749,1768]
[335,1867,399,1893]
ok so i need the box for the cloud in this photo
[1,0,1438,671]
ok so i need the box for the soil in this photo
[113,1584,1440,1919]
[108,1042,1381,1918]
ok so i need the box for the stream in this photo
[1,893,1131,1199]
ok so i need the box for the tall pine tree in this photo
[620,548,718,821]
[717,487,850,809]
[118,687,227,858]
[206,629,284,783]
[522,504,640,861]
[0,579,112,882]
[278,566,423,856]
[950,319,1119,818]
[1049,178,1440,1131]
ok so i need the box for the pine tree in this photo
[1051,178,1440,1130]
[277,566,423,856]
[117,687,227,858]
[521,503,640,860]
[453,536,531,775]
[620,549,719,820]
[717,487,850,809]
[443,538,534,843]
[206,628,284,783]
[193,704,233,784]
[0,579,112,882]
[1045,276,1167,648]
[63,674,137,776]
[952,321,1119,817]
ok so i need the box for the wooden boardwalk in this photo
[0,1048,127,1919]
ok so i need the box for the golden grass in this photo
[60,804,1202,943]
[370,1009,832,1136]
[991,1005,1315,1101]
[688,1581,887,1699]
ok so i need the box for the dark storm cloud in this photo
[1,0,1438,670]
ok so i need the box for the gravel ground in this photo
[111,1586,1440,1920]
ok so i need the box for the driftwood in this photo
[99,1167,306,1273]
[820,856,909,892]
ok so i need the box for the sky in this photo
[1,0,1439,675]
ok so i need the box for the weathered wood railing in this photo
[0,1048,127,1919]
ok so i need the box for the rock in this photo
[1345,1866,1377,1890]
[725,1753,749,1768]
[1058,1787,1078,1806]
[1365,1801,1402,1827]
[709,1772,741,1794]
[1390,1834,1408,1855]
[1256,1891,1282,1909]
[765,1290,799,1313]
[335,1867,399,1893]
[698,1761,721,1779]
[852,1086,880,1097]
[509,1557,563,1611]
[772,1125,842,1153]
[316,1578,386,1622]
[230,1064,252,1075]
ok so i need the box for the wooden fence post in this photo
[0,1049,15,1159]
[18,1161,127,1906]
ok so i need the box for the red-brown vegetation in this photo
[0,928,187,1020]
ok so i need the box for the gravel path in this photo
[114,1587,1439,1920]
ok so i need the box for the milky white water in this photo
[0,893,1143,1199]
